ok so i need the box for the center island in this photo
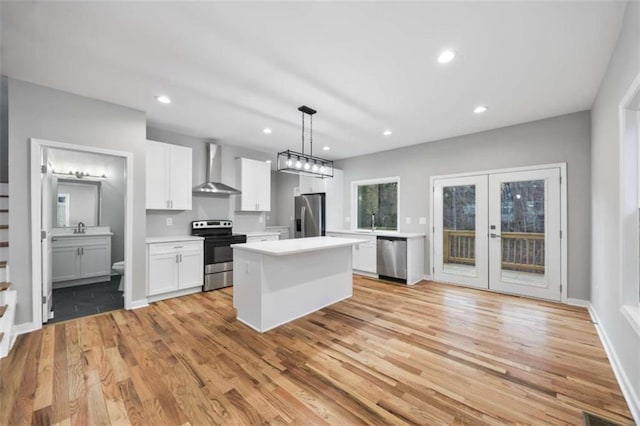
[231,236,362,332]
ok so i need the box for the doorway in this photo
[432,164,565,301]
[30,138,134,326]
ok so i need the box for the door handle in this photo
[490,233,501,239]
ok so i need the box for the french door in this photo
[433,176,488,289]
[433,167,562,301]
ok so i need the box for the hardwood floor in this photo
[0,277,634,425]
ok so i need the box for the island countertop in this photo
[231,236,362,256]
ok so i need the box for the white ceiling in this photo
[1,1,626,160]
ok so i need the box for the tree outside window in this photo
[357,182,398,230]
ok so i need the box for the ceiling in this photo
[1,1,626,160]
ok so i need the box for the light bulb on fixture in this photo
[286,156,293,167]
[312,162,318,172]
[295,160,302,169]
[320,165,326,173]
[304,161,310,170]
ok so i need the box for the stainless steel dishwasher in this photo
[377,236,407,283]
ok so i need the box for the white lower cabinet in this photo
[52,236,111,284]
[326,232,377,273]
[147,239,203,297]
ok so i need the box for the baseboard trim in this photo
[128,298,149,310]
[13,321,40,336]
[422,274,432,281]
[566,298,590,308]
[587,303,640,423]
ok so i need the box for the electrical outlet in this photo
[166,217,173,226]
[419,217,427,225]
[405,217,411,225]
[259,215,264,223]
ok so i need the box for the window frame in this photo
[350,176,400,232]
[619,70,640,337]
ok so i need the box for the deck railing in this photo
[443,229,545,274]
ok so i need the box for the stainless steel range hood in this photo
[193,143,241,195]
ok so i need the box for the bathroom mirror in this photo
[54,179,101,227]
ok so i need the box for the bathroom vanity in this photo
[51,227,112,288]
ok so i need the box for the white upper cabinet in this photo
[236,157,271,211]
[146,140,192,210]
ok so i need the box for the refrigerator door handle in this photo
[301,206,306,237]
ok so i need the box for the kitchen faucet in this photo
[75,221,86,234]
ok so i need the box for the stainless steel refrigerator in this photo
[294,193,326,238]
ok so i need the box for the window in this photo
[352,178,399,231]
[619,71,640,336]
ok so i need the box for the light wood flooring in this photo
[0,277,634,425]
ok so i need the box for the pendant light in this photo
[277,105,334,178]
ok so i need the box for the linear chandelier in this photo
[277,105,334,178]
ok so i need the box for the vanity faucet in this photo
[76,222,86,234]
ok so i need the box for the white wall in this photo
[8,78,147,325]
[335,111,591,300]
[591,0,640,419]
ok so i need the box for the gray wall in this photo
[591,0,640,417]
[145,126,274,236]
[335,110,591,300]
[1,76,8,183]
[8,78,148,324]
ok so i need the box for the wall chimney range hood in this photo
[193,143,241,195]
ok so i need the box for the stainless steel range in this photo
[191,220,246,291]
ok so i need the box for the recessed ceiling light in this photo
[323,146,330,151]
[156,95,171,104]
[473,105,489,114]
[266,160,272,164]
[437,50,456,64]
[383,130,392,136]
[263,128,272,134]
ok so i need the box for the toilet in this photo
[112,261,125,291]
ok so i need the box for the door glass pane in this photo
[443,185,476,274]
[500,180,545,285]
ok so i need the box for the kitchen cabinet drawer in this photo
[246,234,279,243]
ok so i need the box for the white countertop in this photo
[265,226,290,230]
[52,227,113,237]
[327,229,426,239]
[146,235,204,244]
[232,236,361,256]
[242,231,281,237]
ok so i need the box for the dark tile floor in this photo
[50,276,123,323]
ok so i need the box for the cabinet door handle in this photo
[176,254,179,263]
[81,247,84,255]
[77,247,80,256]
[179,253,183,263]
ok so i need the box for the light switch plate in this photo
[405,217,411,224]
[259,215,264,223]
[419,217,427,225]
[166,217,173,226]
